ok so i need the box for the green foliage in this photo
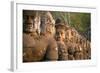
[70,12,91,32]
[51,11,91,34]
[51,11,91,40]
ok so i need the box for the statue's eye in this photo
[61,32,63,35]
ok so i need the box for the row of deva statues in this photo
[23,10,91,62]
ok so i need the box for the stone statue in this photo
[55,21,68,60]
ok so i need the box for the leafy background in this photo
[51,11,91,41]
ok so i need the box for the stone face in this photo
[40,12,55,36]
